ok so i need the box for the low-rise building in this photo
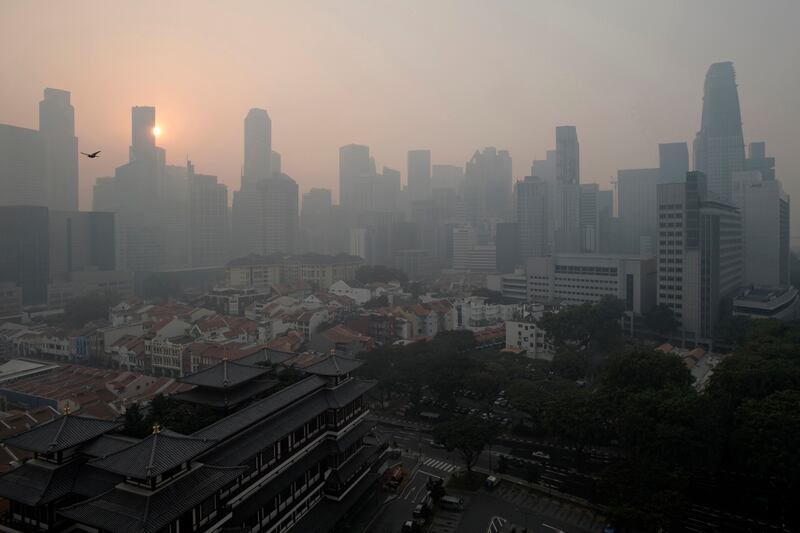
[733,285,799,321]
[526,254,657,314]
[329,280,372,305]
[504,305,555,361]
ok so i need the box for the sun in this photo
[153,126,161,137]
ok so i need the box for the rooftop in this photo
[4,414,121,454]
[89,429,215,480]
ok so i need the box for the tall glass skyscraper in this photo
[693,62,745,202]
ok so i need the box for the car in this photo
[532,451,550,460]
[401,520,423,533]
[429,439,447,449]
[412,503,428,518]
[386,448,402,459]
[469,408,478,415]
[440,495,464,511]
[485,475,500,489]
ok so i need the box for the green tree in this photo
[642,303,680,338]
[433,416,494,479]
[122,402,149,438]
[551,348,588,381]
[734,390,800,493]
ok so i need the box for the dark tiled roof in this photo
[178,359,270,389]
[303,354,363,377]
[80,434,139,458]
[71,464,125,498]
[0,460,80,506]
[201,393,329,467]
[89,430,215,480]
[325,379,376,408]
[173,378,279,408]
[3,414,121,454]
[236,347,296,366]
[60,465,245,533]
[193,376,326,441]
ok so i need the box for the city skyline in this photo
[2,1,799,237]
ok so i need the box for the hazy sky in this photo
[2,0,799,232]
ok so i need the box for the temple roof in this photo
[303,353,362,377]
[0,459,122,507]
[80,434,139,458]
[193,375,326,441]
[201,393,329,466]
[89,430,215,480]
[236,347,296,367]
[3,414,121,454]
[177,359,270,389]
[0,460,81,506]
[325,379,376,408]
[173,377,279,408]
[60,465,245,533]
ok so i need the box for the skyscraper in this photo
[657,172,742,342]
[431,164,463,190]
[531,150,557,183]
[188,162,229,267]
[243,108,272,189]
[0,206,49,305]
[232,174,298,257]
[463,147,512,226]
[579,183,599,252]
[658,142,689,180]
[553,127,581,252]
[617,167,660,255]
[556,126,579,185]
[408,149,432,204]
[39,88,78,211]
[693,62,746,202]
[339,144,371,210]
[732,170,790,287]
[515,176,551,259]
[0,124,46,207]
[130,106,157,160]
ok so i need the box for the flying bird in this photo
[81,150,101,159]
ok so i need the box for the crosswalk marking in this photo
[422,457,458,472]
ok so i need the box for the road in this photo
[365,424,605,533]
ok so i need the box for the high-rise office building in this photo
[732,170,790,287]
[693,62,746,202]
[579,184,600,252]
[39,88,79,211]
[744,141,775,181]
[657,172,743,342]
[531,150,557,183]
[339,144,371,210]
[556,126,579,185]
[463,147,512,225]
[552,127,581,252]
[658,142,689,181]
[617,168,660,255]
[301,188,336,254]
[48,211,115,281]
[515,176,551,259]
[495,222,521,273]
[408,149,432,204]
[242,108,272,189]
[188,162,229,267]
[0,124,47,207]
[431,164,463,190]
[232,174,299,257]
[0,206,49,305]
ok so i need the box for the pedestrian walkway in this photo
[421,457,458,473]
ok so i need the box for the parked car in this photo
[440,496,464,511]
[532,451,551,460]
